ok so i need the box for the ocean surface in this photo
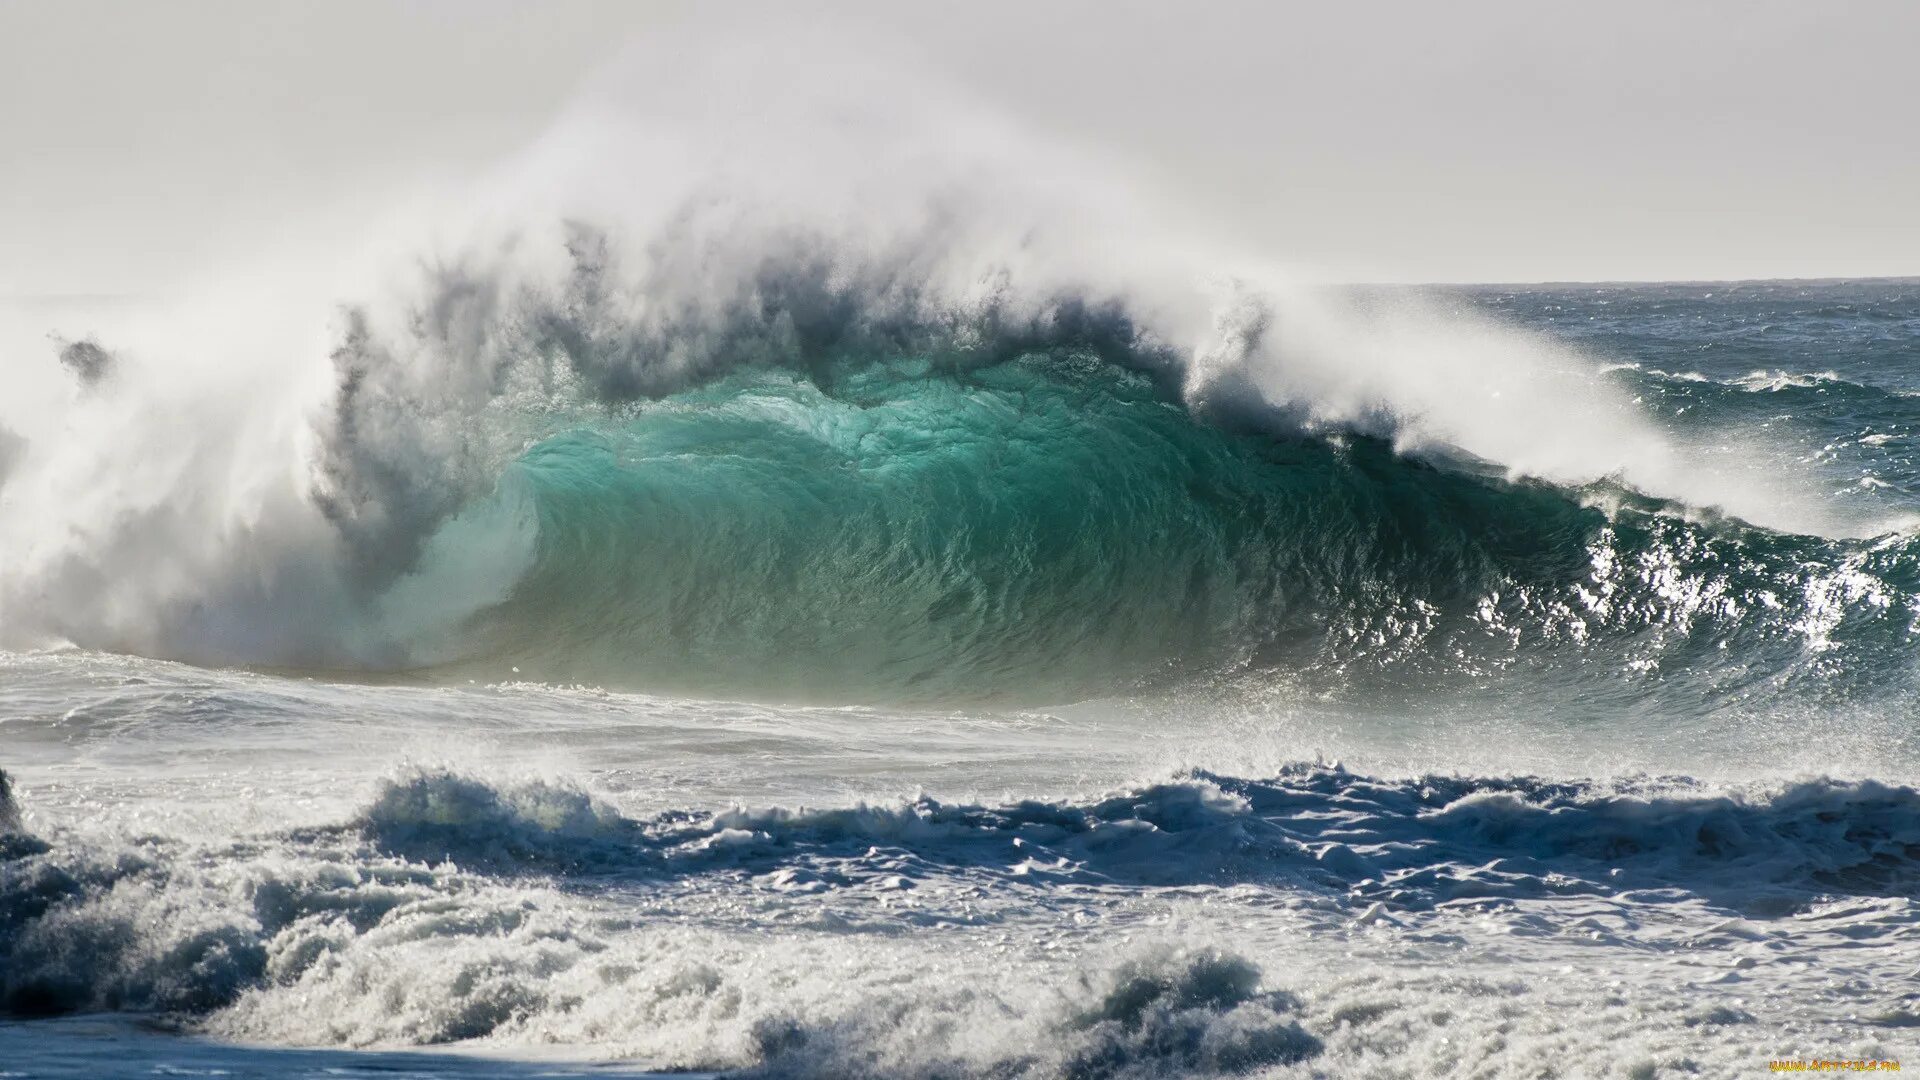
[5,275,1920,1078]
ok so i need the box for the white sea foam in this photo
[0,18,1877,673]
[3,751,1917,1077]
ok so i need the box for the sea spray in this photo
[0,29,1876,687]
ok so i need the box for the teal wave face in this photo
[392,345,1920,706]
[445,350,1533,700]
[470,350,1349,700]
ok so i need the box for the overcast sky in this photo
[3,0,1917,294]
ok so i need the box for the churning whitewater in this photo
[5,32,1920,1079]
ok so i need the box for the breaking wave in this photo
[10,265,1920,706]
[2,31,1915,709]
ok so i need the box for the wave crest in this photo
[0,41,1899,703]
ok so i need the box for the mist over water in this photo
[0,32,1899,689]
[4,17,1920,1080]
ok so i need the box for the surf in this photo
[0,28,1909,711]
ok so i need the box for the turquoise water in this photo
[4,278,1920,1077]
[421,283,1920,721]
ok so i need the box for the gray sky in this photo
[3,0,1917,293]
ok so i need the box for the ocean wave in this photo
[347,767,1920,908]
[401,343,1920,704]
[9,308,1920,708]
[3,103,1889,705]
[5,764,1917,1072]
[2,766,1330,1072]
[739,946,1323,1079]
[1615,363,1916,401]
[249,295,1920,704]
